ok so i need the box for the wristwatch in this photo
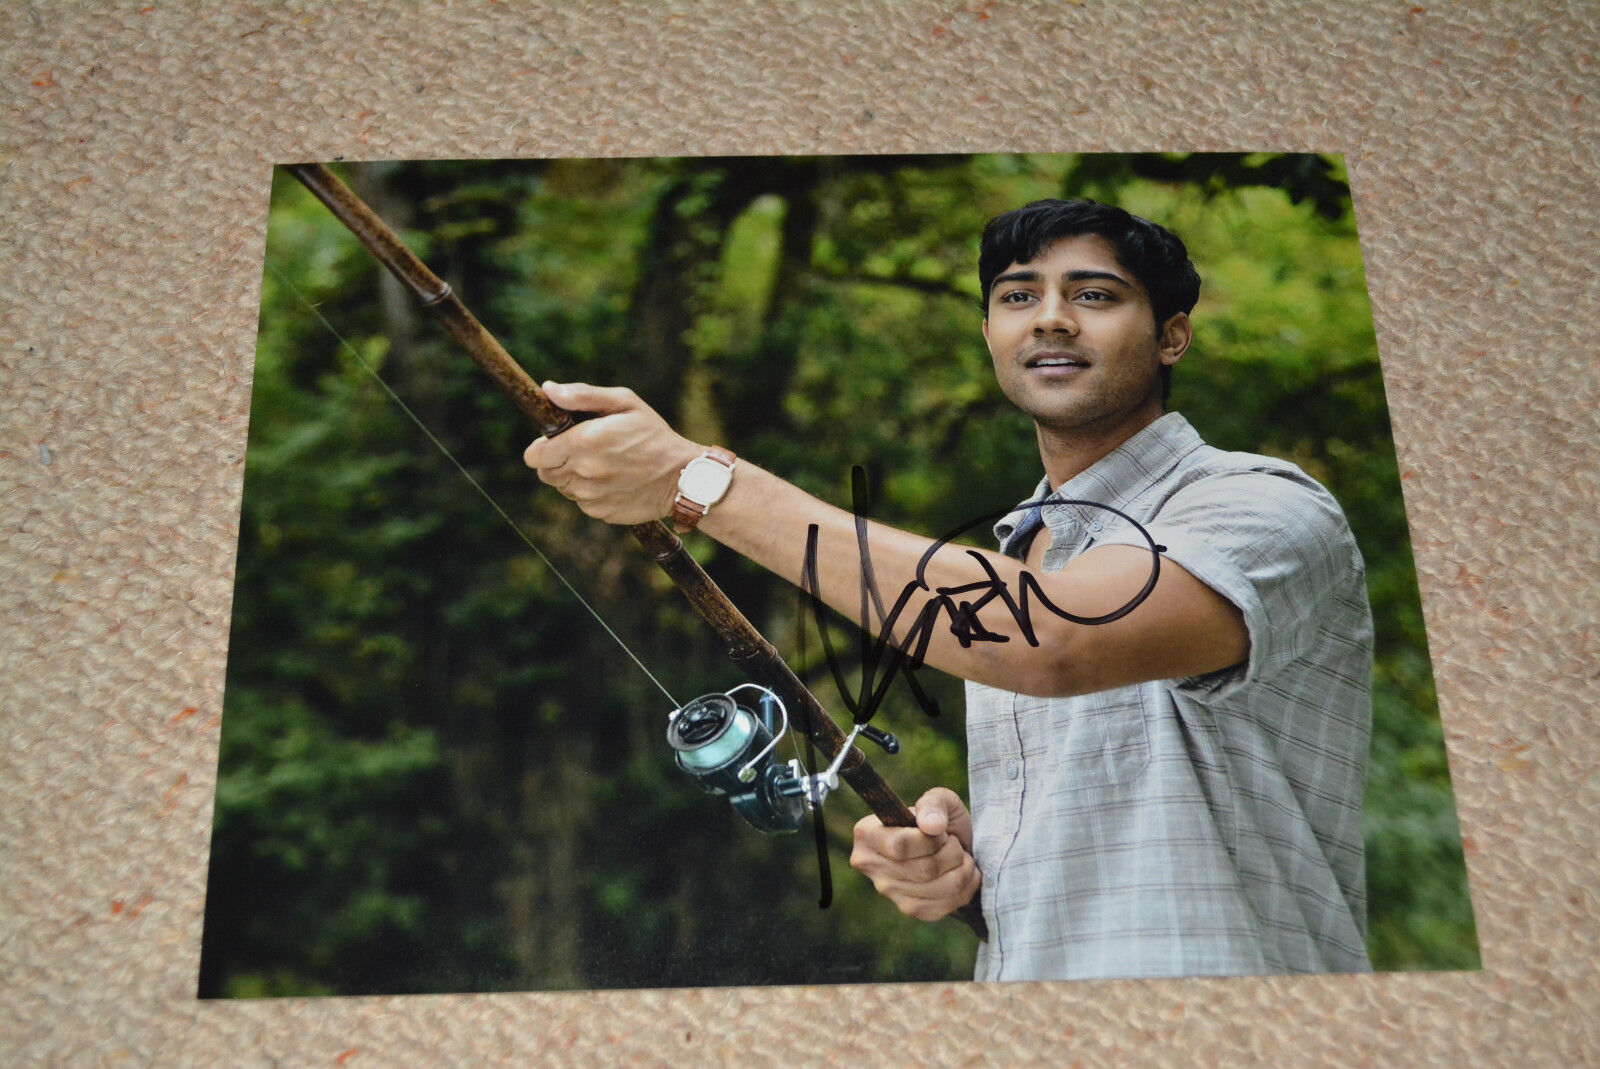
[671,446,737,533]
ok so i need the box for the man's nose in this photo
[1032,293,1078,335]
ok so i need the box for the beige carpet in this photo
[3,1,1597,1064]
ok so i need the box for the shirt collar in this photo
[993,412,1205,553]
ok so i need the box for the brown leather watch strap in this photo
[670,497,708,533]
[671,446,736,533]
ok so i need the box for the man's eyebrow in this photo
[1064,269,1132,287]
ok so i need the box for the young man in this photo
[523,199,1373,981]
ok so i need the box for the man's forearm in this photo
[697,459,1086,695]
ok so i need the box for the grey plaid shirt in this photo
[965,413,1373,981]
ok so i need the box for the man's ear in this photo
[1158,312,1192,365]
[981,318,990,348]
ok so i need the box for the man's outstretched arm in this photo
[523,382,1247,698]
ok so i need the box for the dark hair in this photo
[979,199,1201,402]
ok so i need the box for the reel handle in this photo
[857,725,899,754]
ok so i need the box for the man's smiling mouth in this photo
[1024,351,1090,370]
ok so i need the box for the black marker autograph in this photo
[797,466,1166,909]
[802,467,1167,726]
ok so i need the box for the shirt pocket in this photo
[1044,688,1152,789]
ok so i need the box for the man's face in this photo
[983,234,1187,440]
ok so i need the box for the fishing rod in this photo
[286,162,986,940]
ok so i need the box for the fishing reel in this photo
[666,684,899,834]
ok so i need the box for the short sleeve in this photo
[1094,465,1363,699]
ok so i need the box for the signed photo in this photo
[199,154,1477,996]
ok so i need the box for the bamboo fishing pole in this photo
[286,161,987,941]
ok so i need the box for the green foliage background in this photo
[199,154,1477,997]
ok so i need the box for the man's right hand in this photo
[849,787,982,921]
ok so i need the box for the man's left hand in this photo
[850,787,982,922]
[523,381,701,524]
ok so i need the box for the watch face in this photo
[680,457,732,504]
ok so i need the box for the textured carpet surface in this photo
[3,1,1597,1065]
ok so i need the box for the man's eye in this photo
[1000,291,1033,303]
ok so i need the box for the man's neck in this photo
[1036,405,1166,489]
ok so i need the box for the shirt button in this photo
[1090,521,1103,532]
[1005,757,1020,780]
